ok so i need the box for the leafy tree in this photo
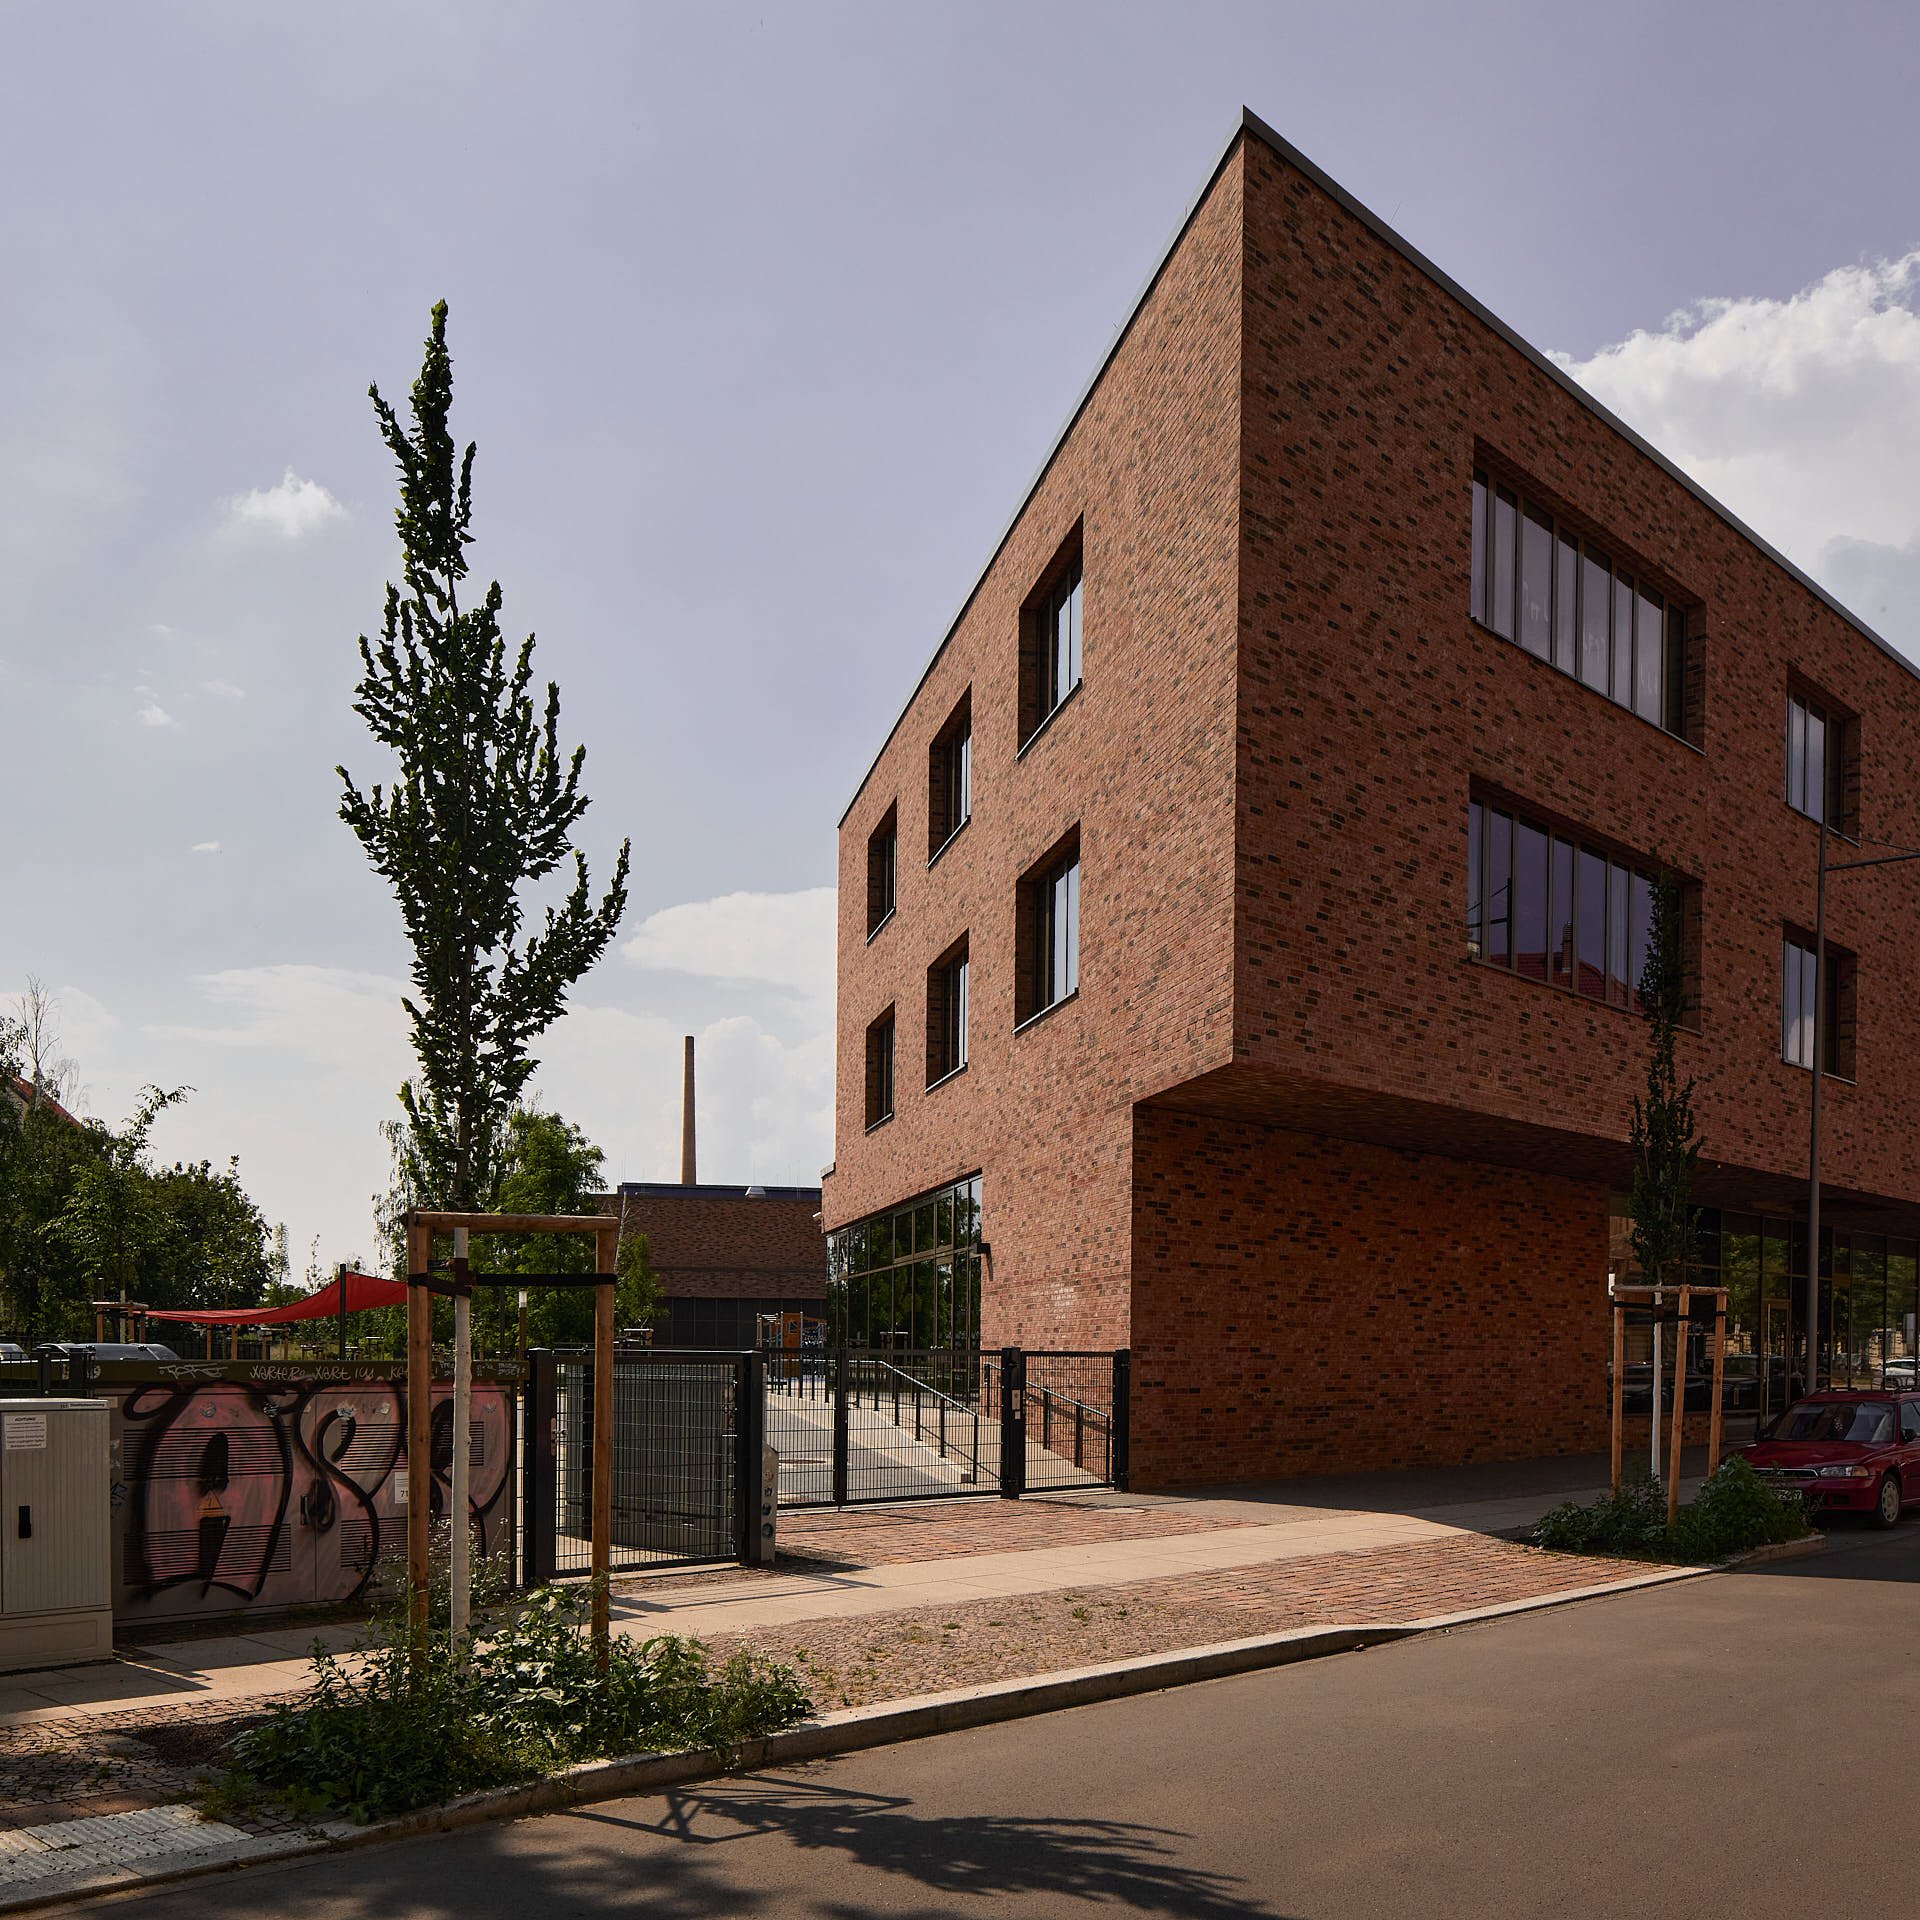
[373,1104,659,1353]
[59,1086,187,1316]
[1628,875,1700,1290]
[143,1159,277,1310]
[338,302,630,1212]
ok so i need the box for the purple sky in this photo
[4,1,1918,1271]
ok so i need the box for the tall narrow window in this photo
[1020,531,1084,746]
[864,1007,896,1128]
[1580,551,1610,693]
[1520,507,1553,658]
[1783,934,1853,1076]
[1514,820,1549,981]
[866,808,897,937]
[926,938,969,1085]
[1016,833,1081,1024]
[1786,690,1850,829]
[1491,487,1518,640]
[928,693,973,858]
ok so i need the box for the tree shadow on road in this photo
[567,1769,1294,1917]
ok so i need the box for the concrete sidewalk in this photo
[0,1452,1696,1727]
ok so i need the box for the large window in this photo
[864,1006,896,1128]
[1019,531,1083,746]
[1782,933,1854,1077]
[827,1173,983,1350]
[929,693,972,859]
[926,937,969,1086]
[1471,471,1685,735]
[1468,798,1665,1011]
[1017,834,1080,1025]
[866,807,897,938]
[1786,690,1851,831]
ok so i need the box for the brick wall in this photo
[1128,1106,1611,1487]
[597,1186,825,1303]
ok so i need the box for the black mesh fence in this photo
[534,1350,740,1574]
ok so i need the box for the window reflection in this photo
[828,1174,984,1351]
[1470,798,1675,1012]
[1470,472,1684,736]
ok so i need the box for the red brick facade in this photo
[823,113,1920,1487]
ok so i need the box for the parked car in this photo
[33,1341,180,1363]
[1881,1359,1920,1389]
[0,1343,25,1363]
[1740,1391,1920,1527]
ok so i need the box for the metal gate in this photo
[523,1348,755,1578]
[764,1346,1128,1509]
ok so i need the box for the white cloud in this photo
[135,699,178,729]
[1554,251,1920,653]
[201,678,246,701]
[220,467,345,540]
[191,840,221,854]
[624,886,835,1004]
[155,964,410,1065]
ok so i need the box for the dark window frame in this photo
[864,1006,897,1130]
[925,934,970,1088]
[866,807,898,940]
[1470,469,1693,742]
[1782,929,1856,1080]
[1015,828,1081,1028]
[1785,684,1857,836]
[928,691,973,863]
[1467,795,1694,1021]
[1018,526,1084,750]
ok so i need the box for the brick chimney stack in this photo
[680,1035,697,1186]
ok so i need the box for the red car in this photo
[1741,1391,1920,1527]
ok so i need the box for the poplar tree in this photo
[339,303,630,1210]
[1628,875,1699,1288]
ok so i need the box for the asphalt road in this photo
[66,1522,1920,1920]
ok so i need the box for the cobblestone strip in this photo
[703,1535,1665,1708]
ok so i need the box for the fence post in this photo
[524,1350,557,1587]
[735,1350,767,1563]
[1111,1349,1131,1492]
[999,1347,1026,1499]
[832,1348,850,1506]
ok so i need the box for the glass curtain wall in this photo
[1690,1211,1920,1408]
[827,1174,983,1350]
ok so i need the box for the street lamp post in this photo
[1805,825,1920,1399]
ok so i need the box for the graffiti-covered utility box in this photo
[0,1399,113,1671]
[97,1361,517,1631]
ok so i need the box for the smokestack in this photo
[681,1035,697,1185]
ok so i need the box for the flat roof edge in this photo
[1231,107,1915,690]
[836,114,1254,828]
[838,105,1915,836]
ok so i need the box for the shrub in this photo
[223,1554,810,1824]
[1532,1458,1808,1564]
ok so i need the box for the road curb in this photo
[0,1559,1740,1912]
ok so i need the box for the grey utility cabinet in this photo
[0,1400,112,1671]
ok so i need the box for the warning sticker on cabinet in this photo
[5,1415,47,1451]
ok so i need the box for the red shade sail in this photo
[143,1270,406,1327]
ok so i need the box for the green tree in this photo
[1628,875,1700,1289]
[59,1086,187,1318]
[338,303,630,1211]
[143,1158,277,1310]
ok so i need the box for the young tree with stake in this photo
[340,303,630,1654]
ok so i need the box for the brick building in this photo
[605,1183,826,1349]
[820,109,1920,1488]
